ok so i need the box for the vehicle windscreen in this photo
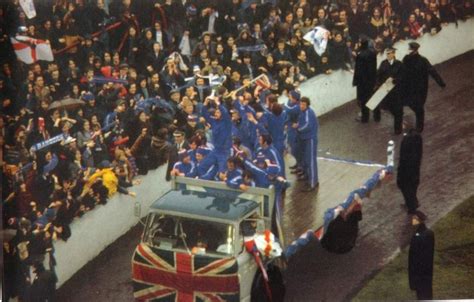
[143,213,235,256]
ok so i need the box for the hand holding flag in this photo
[11,35,54,64]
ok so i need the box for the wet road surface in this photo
[56,51,474,301]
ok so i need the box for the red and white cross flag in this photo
[10,36,54,64]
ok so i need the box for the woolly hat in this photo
[82,92,95,101]
[289,90,301,101]
[116,99,126,107]
[173,130,184,137]
[169,89,180,96]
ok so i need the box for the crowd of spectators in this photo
[1,0,472,300]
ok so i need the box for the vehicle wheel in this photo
[251,263,285,302]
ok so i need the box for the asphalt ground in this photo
[56,50,474,302]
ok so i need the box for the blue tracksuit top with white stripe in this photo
[234,102,258,150]
[196,162,218,180]
[285,101,300,125]
[226,168,243,189]
[244,160,271,188]
[173,161,197,177]
[256,145,284,176]
[262,109,287,155]
[201,104,232,152]
[297,107,318,140]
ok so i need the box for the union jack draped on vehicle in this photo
[132,243,240,302]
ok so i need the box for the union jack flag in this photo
[132,243,240,302]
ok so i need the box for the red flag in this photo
[255,74,271,90]
[10,36,54,64]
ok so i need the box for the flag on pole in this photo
[10,36,54,64]
[19,0,36,19]
[303,26,330,56]
[255,74,271,89]
[209,74,226,87]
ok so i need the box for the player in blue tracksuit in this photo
[233,99,258,151]
[256,134,285,177]
[243,152,289,234]
[222,158,243,189]
[246,113,285,177]
[285,90,301,167]
[243,156,275,188]
[200,97,232,173]
[195,147,217,180]
[262,95,287,158]
[293,96,319,191]
[170,150,197,177]
[230,109,254,153]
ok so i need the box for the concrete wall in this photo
[54,18,473,288]
[280,18,474,116]
[54,166,170,286]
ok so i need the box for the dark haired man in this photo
[293,97,319,192]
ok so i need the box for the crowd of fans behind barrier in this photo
[1,0,472,299]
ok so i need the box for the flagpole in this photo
[224,74,264,98]
[53,20,123,55]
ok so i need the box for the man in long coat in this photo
[376,47,404,134]
[401,42,446,132]
[409,214,435,300]
[397,129,423,214]
[353,37,378,123]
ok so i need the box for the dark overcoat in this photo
[397,130,423,187]
[409,223,435,294]
[401,53,445,105]
[353,46,377,102]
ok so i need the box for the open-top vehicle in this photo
[132,176,284,302]
[132,143,395,301]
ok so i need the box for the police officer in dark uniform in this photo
[409,214,435,300]
[376,47,404,134]
[397,129,423,214]
[401,42,446,132]
[353,37,378,123]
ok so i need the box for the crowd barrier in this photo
[53,166,170,286]
[54,18,473,287]
[281,18,474,116]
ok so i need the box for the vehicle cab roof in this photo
[149,188,260,223]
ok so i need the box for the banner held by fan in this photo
[10,36,54,64]
[19,0,36,19]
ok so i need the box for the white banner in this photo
[19,0,36,19]
[366,77,395,110]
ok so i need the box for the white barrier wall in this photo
[54,18,473,288]
[53,166,170,286]
[279,18,474,116]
